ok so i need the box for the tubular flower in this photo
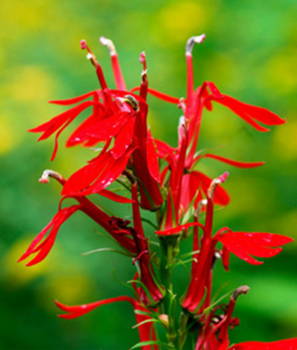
[29,38,163,209]
[182,173,293,314]
[19,170,137,267]
[130,182,165,306]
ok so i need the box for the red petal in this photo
[19,205,80,266]
[55,296,135,319]
[62,148,135,196]
[204,154,265,168]
[206,82,285,131]
[155,139,176,171]
[215,230,293,265]
[155,222,204,236]
[29,101,98,140]
[70,112,130,144]
[221,245,230,271]
[49,91,97,105]
[230,338,297,350]
[98,189,134,203]
[146,130,161,183]
[111,117,135,159]
[191,171,230,206]
[130,87,180,104]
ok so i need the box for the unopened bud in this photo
[159,314,169,328]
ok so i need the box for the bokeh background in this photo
[1,0,297,349]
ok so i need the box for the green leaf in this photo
[141,217,158,230]
[131,340,174,349]
[132,318,160,329]
[82,247,132,257]
[112,270,137,296]
[179,249,200,261]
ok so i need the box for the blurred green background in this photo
[1,0,297,349]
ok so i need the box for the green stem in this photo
[158,236,179,349]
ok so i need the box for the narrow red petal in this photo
[146,130,161,183]
[62,152,112,196]
[55,296,135,319]
[98,189,134,203]
[155,222,204,236]
[29,101,97,141]
[204,154,265,168]
[205,82,285,131]
[229,338,297,350]
[130,87,180,104]
[62,147,135,197]
[191,171,230,206]
[19,205,80,266]
[215,230,293,265]
[111,117,135,159]
[49,91,96,105]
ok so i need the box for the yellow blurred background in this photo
[1,0,297,349]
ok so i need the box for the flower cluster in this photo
[20,35,297,349]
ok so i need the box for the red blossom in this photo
[229,339,297,350]
[18,204,80,266]
[215,229,293,267]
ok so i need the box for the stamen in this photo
[179,115,186,127]
[232,285,249,300]
[80,39,87,50]
[207,172,229,199]
[186,34,206,55]
[139,51,147,71]
[99,36,126,90]
[139,51,148,100]
[178,98,186,113]
[99,36,116,55]
[79,39,97,66]
[79,39,109,91]
[194,199,207,218]
[39,169,66,186]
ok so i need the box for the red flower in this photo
[130,183,165,306]
[229,338,297,350]
[29,39,163,210]
[182,173,293,314]
[19,170,137,266]
[18,204,80,266]
[215,229,293,268]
